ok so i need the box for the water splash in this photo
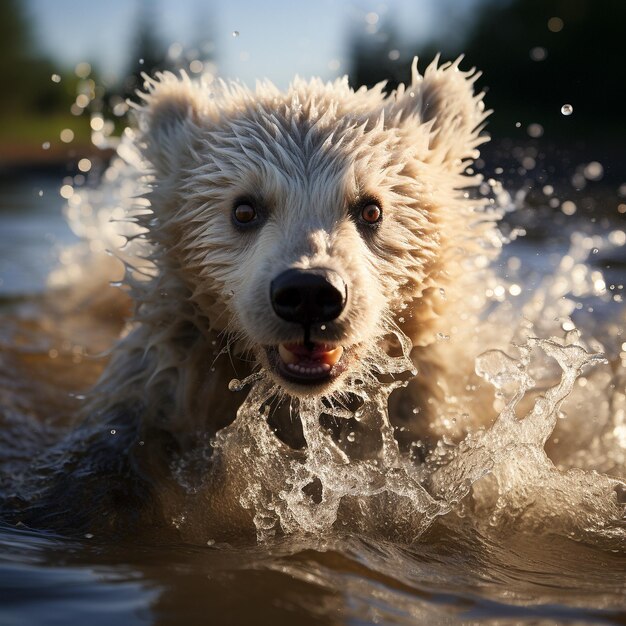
[213,331,445,541]
[205,195,626,544]
[211,320,625,544]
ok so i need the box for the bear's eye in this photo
[233,202,257,225]
[361,203,382,225]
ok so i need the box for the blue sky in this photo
[25,0,483,87]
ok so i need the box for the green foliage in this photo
[121,0,175,99]
[0,0,71,118]
[0,113,90,144]
[0,1,102,155]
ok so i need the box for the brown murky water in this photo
[1,175,625,625]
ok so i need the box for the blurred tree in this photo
[122,0,171,98]
[105,1,217,137]
[460,0,626,136]
[349,19,407,90]
[185,3,218,75]
[0,0,67,116]
[348,0,626,140]
[0,0,31,106]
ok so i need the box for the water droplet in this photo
[90,116,104,132]
[206,539,215,546]
[168,43,183,59]
[75,62,91,78]
[320,324,327,330]
[78,158,91,172]
[75,94,90,109]
[228,378,243,392]
[139,58,144,65]
[561,103,573,116]
[42,142,50,150]
[584,161,604,181]
[189,59,204,73]
[232,30,239,37]
[60,128,74,143]
[38,190,44,197]
[110,429,116,435]
[547,16,564,32]
[84,533,94,539]
[561,200,577,215]
[475,349,534,391]
[51,73,61,83]
[530,46,547,61]
[608,230,626,246]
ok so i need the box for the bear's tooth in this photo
[322,346,344,366]
[278,343,299,365]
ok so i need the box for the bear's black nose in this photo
[270,268,347,324]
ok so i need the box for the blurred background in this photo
[0,0,624,295]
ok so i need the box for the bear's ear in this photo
[387,56,490,169]
[135,72,205,176]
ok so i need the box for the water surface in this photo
[1,170,625,625]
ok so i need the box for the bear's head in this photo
[135,58,492,397]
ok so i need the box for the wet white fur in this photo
[91,57,498,442]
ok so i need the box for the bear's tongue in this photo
[278,342,343,374]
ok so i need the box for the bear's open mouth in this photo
[266,342,346,385]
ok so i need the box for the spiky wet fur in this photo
[89,57,499,449]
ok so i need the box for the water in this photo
[1,156,625,624]
[0,177,77,296]
[1,524,624,626]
